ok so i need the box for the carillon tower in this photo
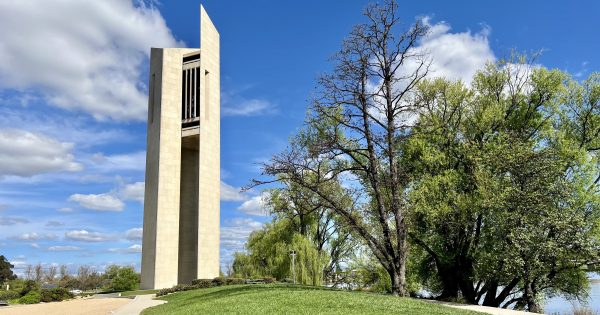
[141,5,220,290]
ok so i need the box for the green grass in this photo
[120,289,159,297]
[142,284,483,315]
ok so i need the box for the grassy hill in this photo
[142,284,482,315]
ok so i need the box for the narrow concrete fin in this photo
[200,5,220,43]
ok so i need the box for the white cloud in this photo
[57,207,73,213]
[221,181,247,202]
[109,244,142,254]
[90,151,146,172]
[47,245,82,252]
[119,182,145,203]
[0,0,183,121]
[125,228,143,241]
[222,99,277,116]
[237,194,269,216]
[0,216,29,225]
[65,230,114,242]
[419,17,495,83]
[0,129,82,177]
[68,193,124,211]
[12,232,57,241]
[220,218,264,263]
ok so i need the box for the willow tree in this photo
[267,179,356,282]
[254,0,430,296]
[407,57,600,311]
[232,220,327,285]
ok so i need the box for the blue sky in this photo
[0,0,597,275]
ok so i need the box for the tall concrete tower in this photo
[141,6,220,290]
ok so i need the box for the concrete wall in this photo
[141,5,220,289]
[197,5,220,279]
[141,47,198,290]
[141,7,221,289]
[178,144,199,284]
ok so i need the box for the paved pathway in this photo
[111,294,166,315]
[428,301,540,315]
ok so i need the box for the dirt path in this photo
[0,297,130,315]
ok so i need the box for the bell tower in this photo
[141,5,220,290]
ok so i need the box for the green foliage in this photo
[39,288,73,302]
[158,277,248,297]
[212,277,225,286]
[104,265,139,292]
[0,290,20,300]
[232,220,328,286]
[407,55,600,310]
[225,278,245,285]
[20,280,38,296]
[0,255,16,284]
[191,279,213,288]
[18,290,41,304]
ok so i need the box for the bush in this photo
[156,277,258,297]
[191,279,213,288]
[40,288,74,302]
[19,291,41,304]
[212,277,225,286]
[0,290,20,300]
[110,267,139,291]
[20,280,38,296]
[225,278,245,285]
[263,277,275,284]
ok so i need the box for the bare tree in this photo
[254,0,430,296]
[59,264,68,280]
[45,265,57,283]
[33,263,43,283]
[24,264,34,281]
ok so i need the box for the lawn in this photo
[142,284,483,315]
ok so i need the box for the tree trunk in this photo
[388,251,408,297]
[436,264,460,300]
[524,282,541,313]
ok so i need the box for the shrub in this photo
[225,278,245,285]
[40,288,73,302]
[0,290,20,300]
[212,277,225,286]
[20,280,38,296]
[109,266,139,292]
[263,277,275,284]
[191,279,213,288]
[156,277,256,297]
[19,291,41,304]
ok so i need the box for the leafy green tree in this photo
[407,57,600,311]
[266,179,356,281]
[104,265,139,291]
[233,219,327,285]
[0,255,16,284]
